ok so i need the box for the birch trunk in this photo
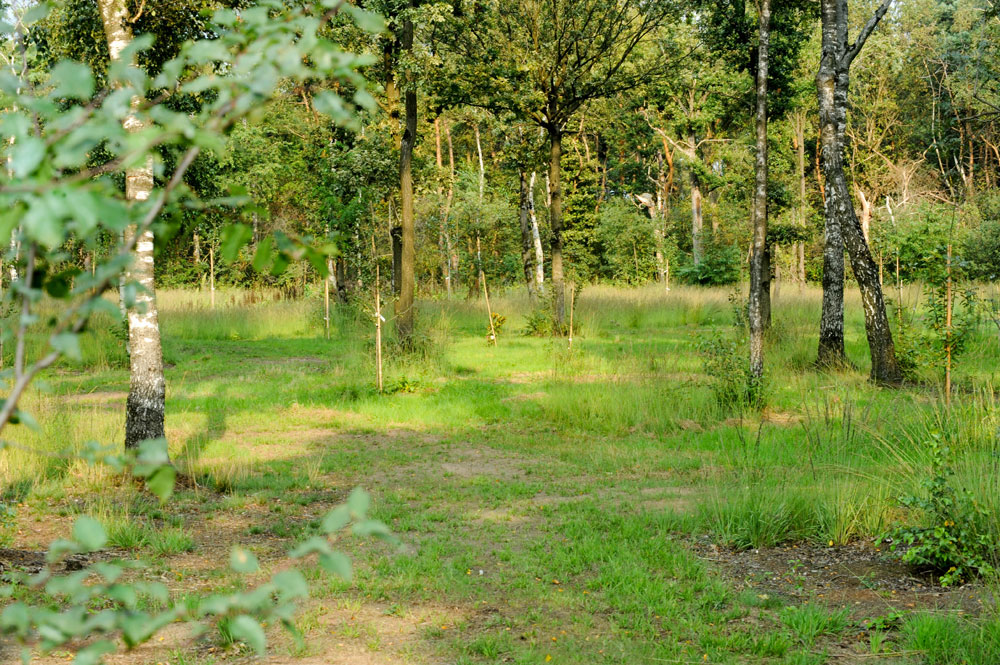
[816,0,901,383]
[529,172,544,294]
[748,0,771,382]
[98,0,166,450]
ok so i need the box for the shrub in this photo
[698,335,766,412]
[888,436,996,586]
[678,241,741,286]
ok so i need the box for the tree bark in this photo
[529,171,544,294]
[395,7,417,344]
[518,170,537,297]
[391,225,402,295]
[689,132,704,265]
[794,111,807,285]
[816,0,901,383]
[548,126,565,330]
[748,0,771,383]
[98,0,166,450]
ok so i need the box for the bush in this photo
[888,436,996,586]
[678,241,741,286]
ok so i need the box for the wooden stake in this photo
[478,236,497,346]
[568,285,575,350]
[896,252,903,329]
[945,242,952,406]
[373,235,383,393]
[209,244,216,309]
[324,255,332,340]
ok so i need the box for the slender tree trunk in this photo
[748,0,771,383]
[529,171,544,294]
[445,123,458,294]
[395,7,417,345]
[548,126,566,330]
[98,0,166,450]
[209,244,215,308]
[689,132,704,265]
[475,123,485,200]
[391,226,402,295]
[794,111,807,286]
[518,170,537,298]
[816,0,900,383]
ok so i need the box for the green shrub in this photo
[698,335,767,412]
[889,436,996,586]
[678,241,741,286]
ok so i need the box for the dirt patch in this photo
[691,537,985,620]
[638,486,699,514]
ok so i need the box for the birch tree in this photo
[748,0,771,385]
[96,0,165,449]
[815,0,902,383]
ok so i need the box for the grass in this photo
[1,282,999,664]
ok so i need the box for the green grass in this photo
[2,283,999,664]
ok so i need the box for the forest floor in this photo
[2,285,1000,664]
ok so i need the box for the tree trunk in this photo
[816,0,900,383]
[794,111,807,286]
[98,0,166,450]
[518,170,537,297]
[395,7,417,345]
[529,171,544,294]
[391,225,402,295]
[548,126,566,330]
[748,0,771,383]
[689,132,704,265]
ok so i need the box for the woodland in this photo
[1,0,1000,663]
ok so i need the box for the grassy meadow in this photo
[2,283,1000,664]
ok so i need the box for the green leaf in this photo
[145,465,176,502]
[318,551,352,580]
[72,640,115,665]
[229,615,266,655]
[21,3,49,25]
[50,61,95,101]
[72,516,107,552]
[220,224,253,262]
[342,4,385,33]
[346,488,370,518]
[252,235,274,272]
[352,519,394,541]
[229,546,259,574]
[51,333,81,361]
[321,505,350,534]
[0,602,29,634]
[271,570,308,600]
[288,536,330,558]
[10,137,45,178]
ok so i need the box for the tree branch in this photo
[844,0,893,68]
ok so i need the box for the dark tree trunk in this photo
[748,0,771,382]
[548,126,565,330]
[391,226,402,295]
[816,0,900,383]
[518,170,537,298]
[396,7,417,344]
